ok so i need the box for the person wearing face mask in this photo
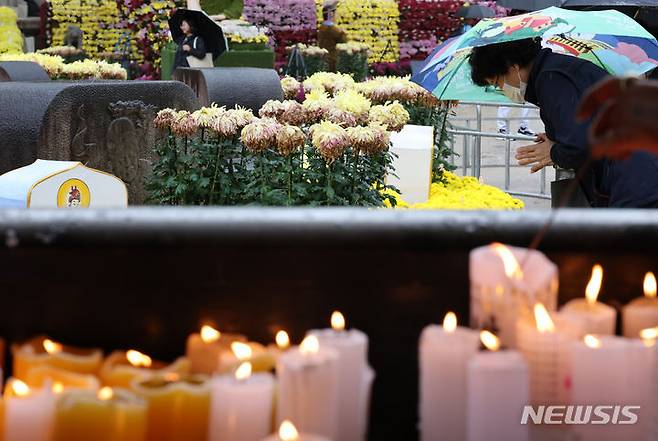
[469,37,658,208]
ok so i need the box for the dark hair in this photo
[469,38,542,87]
[182,19,196,34]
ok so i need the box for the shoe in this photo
[518,127,535,136]
[497,128,508,140]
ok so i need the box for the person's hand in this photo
[182,44,191,51]
[577,77,658,160]
[516,133,554,173]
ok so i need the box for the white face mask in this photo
[502,68,527,104]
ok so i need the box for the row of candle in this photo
[0,311,373,441]
[419,243,658,441]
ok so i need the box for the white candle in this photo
[561,264,616,335]
[207,361,274,441]
[470,243,558,348]
[570,335,655,441]
[4,378,57,441]
[260,420,332,441]
[516,303,575,406]
[623,272,658,338]
[186,325,246,374]
[308,311,372,441]
[419,312,479,441]
[466,331,529,441]
[276,335,340,440]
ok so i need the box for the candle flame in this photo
[300,335,320,356]
[584,334,601,349]
[231,342,252,360]
[52,382,64,394]
[490,243,523,280]
[11,380,30,397]
[480,330,501,352]
[201,325,221,343]
[534,303,555,334]
[163,372,180,382]
[276,330,290,350]
[443,312,457,333]
[98,387,114,401]
[235,362,252,381]
[585,265,603,305]
[644,272,657,298]
[278,420,299,441]
[331,311,346,331]
[640,327,658,340]
[43,338,63,354]
[126,350,152,368]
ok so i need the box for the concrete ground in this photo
[449,103,552,209]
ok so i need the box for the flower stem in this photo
[209,141,223,205]
[287,155,293,206]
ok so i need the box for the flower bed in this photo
[243,0,317,67]
[0,52,128,79]
[334,0,400,64]
[115,0,180,79]
[0,7,22,55]
[398,0,462,61]
[386,171,525,210]
[49,0,122,59]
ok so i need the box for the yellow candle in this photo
[218,342,276,373]
[12,336,102,381]
[99,351,190,389]
[0,397,5,441]
[25,366,100,391]
[186,325,246,374]
[54,387,147,441]
[132,374,210,441]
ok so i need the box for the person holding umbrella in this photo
[169,9,228,70]
[174,18,210,69]
[469,37,658,207]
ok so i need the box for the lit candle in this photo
[25,365,100,391]
[466,331,529,441]
[308,311,373,441]
[4,378,57,441]
[561,265,617,335]
[276,335,340,440]
[53,387,147,441]
[419,312,479,441]
[12,336,103,381]
[260,420,332,441]
[623,272,658,338]
[516,303,576,405]
[207,361,274,441]
[470,243,558,348]
[186,325,246,375]
[570,335,655,441]
[132,374,211,441]
[99,350,189,388]
[218,341,277,374]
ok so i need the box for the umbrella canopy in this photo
[411,7,658,103]
[169,9,228,60]
[458,5,496,19]
[497,0,658,11]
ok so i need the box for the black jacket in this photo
[525,49,658,207]
[174,35,207,69]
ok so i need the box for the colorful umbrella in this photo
[411,7,658,103]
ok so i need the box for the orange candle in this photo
[186,325,246,374]
[218,341,276,373]
[132,374,210,441]
[25,366,99,391]
[12,336,102,381]
[99,350,189,389]
[53,387,147,441]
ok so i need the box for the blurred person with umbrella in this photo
[169,9,228,69]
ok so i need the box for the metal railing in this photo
[447,101,553,201]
